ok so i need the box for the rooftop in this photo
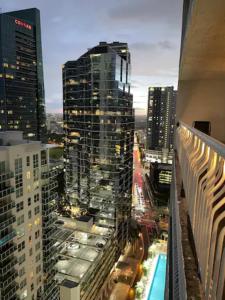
[53,216,114,285]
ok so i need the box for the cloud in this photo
[131,41,175,51]
[108,0,182,28]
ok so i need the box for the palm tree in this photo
[127,217,141,253]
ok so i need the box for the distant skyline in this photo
[1,0,182,114]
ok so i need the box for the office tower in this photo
[63,42,134,253]
[146,87,176,151]
[0,132,58,300]
[0,8,46,142]
[166,1,225,300]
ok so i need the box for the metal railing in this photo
[166,161,187,300]
[176,122,225,299]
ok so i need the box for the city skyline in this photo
[1,0,182,113]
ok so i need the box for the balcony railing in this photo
[0,243,17,261]
[0,171,14,183]
[176,122,225,299]
[0,215,16,232]
[0,187,14,199]
[0,231,16,248]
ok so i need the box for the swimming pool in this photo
[147,254,167,300]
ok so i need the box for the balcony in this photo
[0,281,18,300]
[42,181,58,192]
[0,231,16,248]
[0,187,14,199]
[0,242,17,262]
[0,199,15,215]
[0,171,14,183]
[42,192,58,204]
[0,256,17,276]
[0,269,18,289]
[167,123,225,299]
[0,215,16,232]
[41,168,59,179]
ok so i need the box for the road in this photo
[132,136,157,233]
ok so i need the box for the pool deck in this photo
[143,256,159,300]
[135,240,167,300]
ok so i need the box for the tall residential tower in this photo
[0,8,46,142]
[63,42,134,253]
[146,86,176,151]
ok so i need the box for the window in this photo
[34,206,40,215]
[36,265,41,274]
[15,158,22,174]
[18,253,25,265]
[28,198,31,206]
[35,230,40,239]
[35,253,41,263]
[15,158,23,198]
[34,194,39,203]
[19,267,25,277]
[16,201,24,212]
[33,154,39,168]
[29,248,33,256]
[0,161,6,174]
[31,283,34,291]
[33,169,39,181]
[26,156,30,167]
[20,279,27,289]
[35,242,41,251]
[28,210,32,219]
[26,171,31,179]
[18,241,25,252]
[17,215,24,226]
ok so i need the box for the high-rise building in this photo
[0,131,58,300]
[0,8,46,142]
[146,86,176,151]
[63,41,134,254]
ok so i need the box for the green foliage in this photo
[49,147,63,160]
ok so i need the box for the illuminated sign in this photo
[15,19,32,30]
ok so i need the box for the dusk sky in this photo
[1,0,183,114]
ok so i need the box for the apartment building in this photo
[0,131,58,300]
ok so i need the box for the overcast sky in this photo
[1,0,183,114]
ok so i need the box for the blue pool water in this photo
[147,254,167,300]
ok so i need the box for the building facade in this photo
[166,0,225,299]
[146,86,176,151]
[0,8,46,142]
[0,132,58,300]
[63,42,134,254]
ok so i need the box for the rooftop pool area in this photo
[147,254,167,300]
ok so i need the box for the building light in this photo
[15,19,32,30]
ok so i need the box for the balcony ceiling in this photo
[180,0,225,80]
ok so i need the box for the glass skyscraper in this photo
[63,42,134,252]
[0,8,46,142]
